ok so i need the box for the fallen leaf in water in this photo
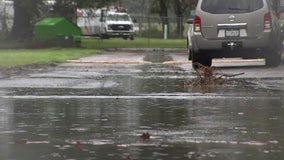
[140,132,150,140]
[74,141,82,151]
[15,139,27,145]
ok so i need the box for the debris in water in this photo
[140,132,150,140]
[74,141,82,151]
[123,155,132,160]
[189,63,244,87]
[15,139,28,145]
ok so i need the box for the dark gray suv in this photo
[187,0,283,68]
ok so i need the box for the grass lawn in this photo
[0,37,283,68]
[0,37,186,68]
[82,37,186,49]
[0,48,98,68]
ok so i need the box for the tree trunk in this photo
[158,0,169,37]
[8,0,33,41]
[173,0,184,37]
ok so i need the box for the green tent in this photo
[34,17,81,45]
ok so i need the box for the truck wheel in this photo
[192,51,212,69]
[130,36,134,40]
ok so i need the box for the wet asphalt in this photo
[0,49,284,160]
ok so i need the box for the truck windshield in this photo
[107,14,131,21]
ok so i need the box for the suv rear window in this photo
[201,0,264,14]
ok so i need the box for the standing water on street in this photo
[0,50,284,160]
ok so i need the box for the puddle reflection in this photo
[0,95,283,160]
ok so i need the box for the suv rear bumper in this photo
[192,32,271,51]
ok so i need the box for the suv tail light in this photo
[264,13,272,30]
[194,16,201,32]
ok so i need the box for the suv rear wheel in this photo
[192,51,212,69]
[265,36,282,67]
[265,51,281,67]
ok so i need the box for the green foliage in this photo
[280,20,284,40]
[280,20,284,63]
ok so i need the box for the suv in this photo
[187,0,283,68]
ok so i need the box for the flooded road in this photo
[0,50,284,160]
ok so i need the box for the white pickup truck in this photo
[77,7,135,40]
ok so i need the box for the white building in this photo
[0,0,13,32]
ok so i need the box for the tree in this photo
[149,0,170,37]
[154,0,197,37]
[173,0,184,37]
[172,0,197,37]
[8,0,43,41]
[51,0,77,22]
[159,0,169,36]
[7,0,118,41]
[149,0,197,37]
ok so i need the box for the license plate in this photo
[225,30,239,37]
